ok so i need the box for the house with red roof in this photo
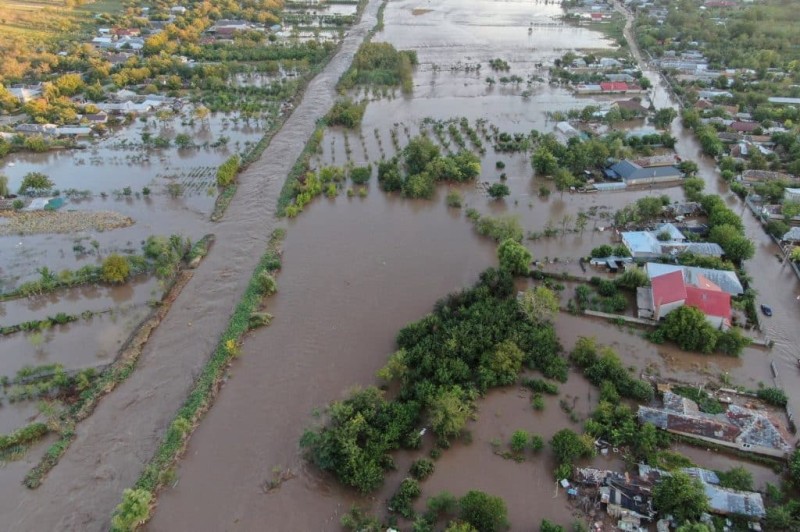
[600,82,628,93]
[638,268,732,328]
[730,121,759,133]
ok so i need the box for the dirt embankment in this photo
[0,211,133,236]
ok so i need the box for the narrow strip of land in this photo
[3,2,380,530]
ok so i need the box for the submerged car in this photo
[760,304,773,317]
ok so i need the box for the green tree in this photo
[532,147,558,176]
[459,491,509,532]
[497,239,532,276]
[480,340,524,387]
[540,520,565,532]
[111,488,152,532]
[657,306,718,353]
[429,386,472,439]
[550,428,594,466]
[174,133,193,149]
[789,448,800,486]
[653,108,678,129]
[708,224,755,263]
[675,524,712,532]
[404,136,441,175]
[487,183,510,199]
[101,254,130,284]
[653,472,709,524]
[0,174,9,197]
[553,167,575,197]
[519,286,559,324]
[18,172,54,194]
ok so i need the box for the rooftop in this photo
[651,270,687,305]
[645,262,743,295]
[685,285,731,318]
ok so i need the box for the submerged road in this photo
[3,1,380,529]
[616,1,800,417]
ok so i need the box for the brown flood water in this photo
[147,1,798,531]
[0,1,389,530]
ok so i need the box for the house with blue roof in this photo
[606,159,683,185]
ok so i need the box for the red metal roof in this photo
[685,286,731,318]
[731,121,759,133]
[651,270,687,306]
[600,82,628,92]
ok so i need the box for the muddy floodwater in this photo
[4,0,800,530]
[148,0,800,530]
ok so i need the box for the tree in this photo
[18,172,54,194]
[678,160,699,176]
[459,491,509,532]
[657,306,718,353]
[532,147,558,176]
[174,133,193,149]
[497,239,532,276]
[111,488,152,531]
[791,247,800,263]
[653,108,678,129]
[675,524,712,532]
[540,520,565,532]
[0,174,9,197]
[519,286,559,324]
[709,224,755,263]
[790,449,800,486]
[378,159,404,192]
[101,254,131,284]
[487,183,510,199]
[653,472,709,524]
[429,386,472,439]
[575,211,588,235]
[553,168,575,197]
[783,201,800,219]
[480,340,524,387]
[404,136,441,175]
[550,428,594,466]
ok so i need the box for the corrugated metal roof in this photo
[645,263,743,295]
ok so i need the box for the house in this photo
[730,121,759,133]
[601,81,629,93]
[54,126,92,137]
[639,465,766,520]
[638,263,739,326]
[769,97,800,105]
[599,57,623,68]
[84,112,108,124]
[784,188,800,202]
[638,391,793,459]
[645,262,743,295]
[14,123,57,136]
[622,231,662,258]
[112,28,141,37]
[614,98,648,114]
[170,5,187,13]
[782,227,800,243]
[606,73,636,83]
[607,160,683,185]
[91,36,115,48]
[555,121,580,140]
[575,83,603,94]
[7,86,42,103]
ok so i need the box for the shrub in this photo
[13,199,24,210]
[510,429,530,453]
[497,238,532,276]
[18,172,54,195]
[529,434,544,451]
[350,165,372,185]
[446,190,463,208]
[101,254,130,284]
[459,490,509,532]
[403,172,435,199]
[326,98,366,128]
[757,387,788,407]
[496,161,505,169]
[410,458,435,480]
[216,155,240,187]
[487,183,510,199]
[111,488,152,532]
[0,174,9,197]
[388,478,421,519]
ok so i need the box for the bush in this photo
[487,183,510,199]
[216,155,240,187]
[510,429,530,453]
[111,488,152,532]
[497,239,532,276]
[0,174,8,197]
[389,478,421,519]
[459,490,509,532]
[403,172,435,199]
[13,199,24,210]
[529,434,544,451]
[350,165,372,185]
[757,387,788,407]
[446,190,463,208]
[410,458,435,480]
[18,172,54,195]
[378,158,404,192]
[256,271,278,296]
[101,254,130,284]
[326,98,366,128]
[471,213,524,242]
